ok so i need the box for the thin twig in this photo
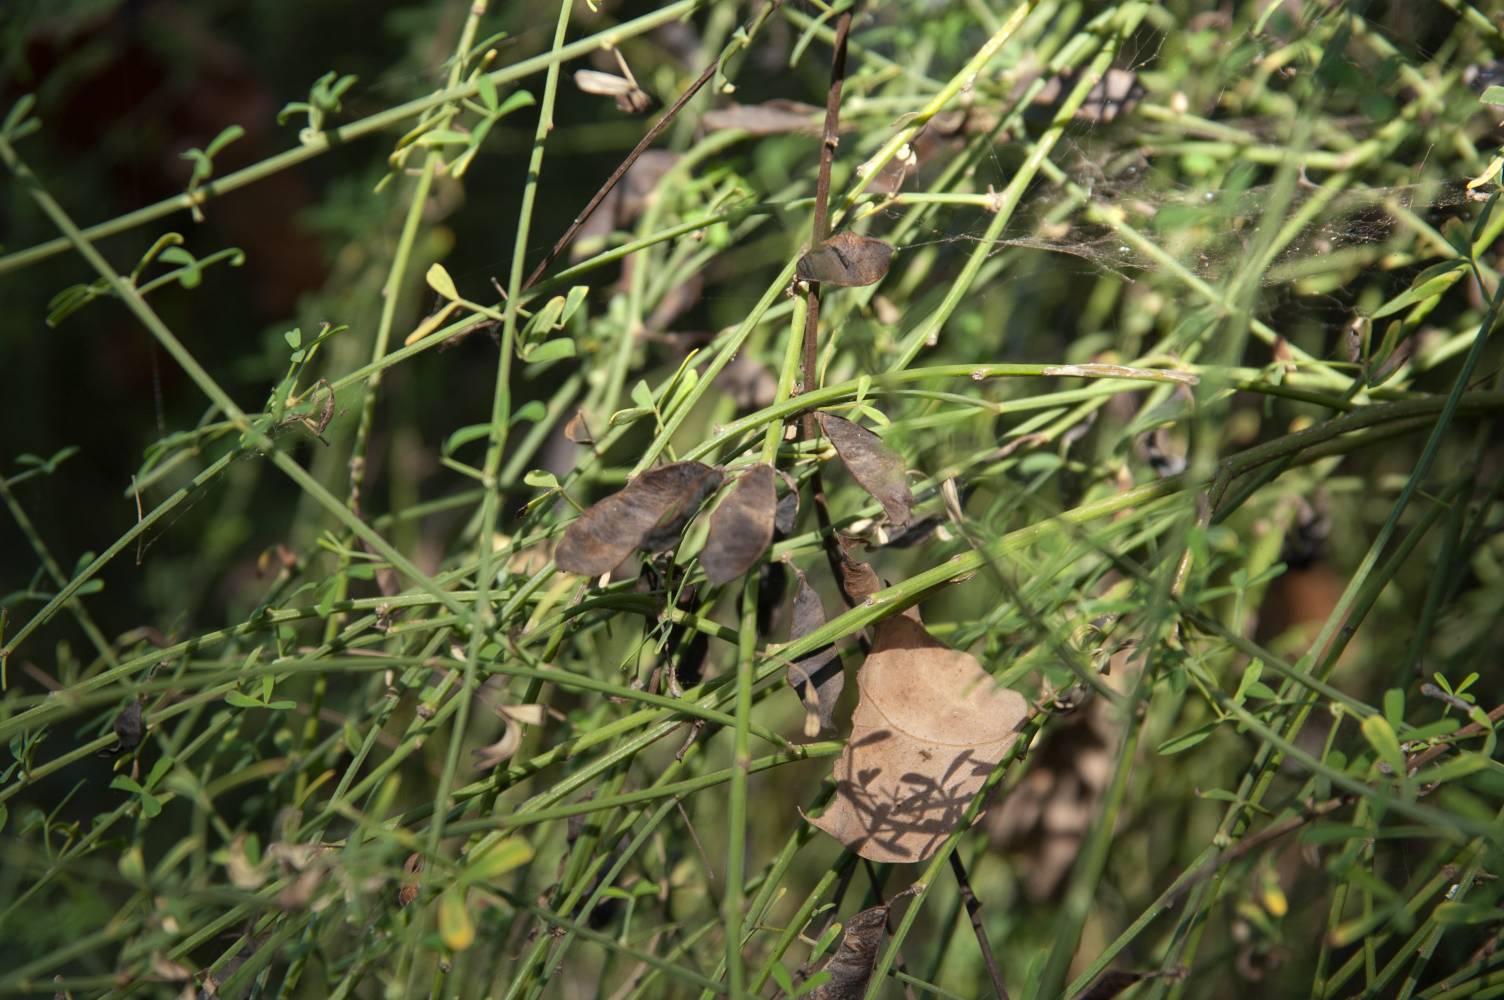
[802,9,855,604]
[948,851,1009,1000]
[520,1,783,293]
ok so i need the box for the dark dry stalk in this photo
[948,851,1010,1000]
[802,9,855,604]
[520,1,783,293]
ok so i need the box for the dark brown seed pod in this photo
[797,233,894,287]
[555,462,723,577]
[700,464,776,585]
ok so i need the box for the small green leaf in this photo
[139,792,162,818]
[110,774,144,794]
[1370,260,1467,320]
[630,380,655,409]
[225,691,264,709]
[523,339,576,365]
[1383,688,1405,728]
[427,263,459,300]
[509,401,546,425]
[1481,84,1504,106]
[284,328,303,349]
[523,470,558,489]
[1361,714,1406,775]
[477,76,499,112]
[444,423,493,456]
[1158,722,1218,755]
[465,836,533,883]
[439,888,475,951]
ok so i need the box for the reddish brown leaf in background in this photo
[702,99,822,135]
[701,464,776,585]
[555,462,723,576]
[817,413,914,531]
[787,569,844,737]
[797,233,894,287]
[806,903,889,1000]
[807,615,1027,863]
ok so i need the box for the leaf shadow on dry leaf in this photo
[807,615,1027,863]
[554,461,723,577]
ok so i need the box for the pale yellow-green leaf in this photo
[438,887,475,951]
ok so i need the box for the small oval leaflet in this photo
[797,232,894,287]
[817,412,914,531]
[555,461,724,577]
[700,463,776,585]
[807,615,1027,863]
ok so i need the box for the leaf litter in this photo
[555,461,723,577]
[807,615,1027,863]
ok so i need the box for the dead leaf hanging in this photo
[817,412,914,531]
[700,463,776,585]
[787,569,844,738]
[797,232,894,287]
[807,615,1027,863]
[573,69,652,115]
[805,903,890,1000]
[555,461,724,577]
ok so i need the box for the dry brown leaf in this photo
[818,413,913,531]
[834,534,883,605]
[701,464,776,585]
[555,461,723,577]
[112,699,144,752]
[563,409,594,444]
[574,69,652,114]
[774,489,800,536]
[797,233,895,287]
[805,903,889,1000]
[787,569,844,738]
[397,852,423,908]
[808,616,1027,863]
[702,99,822,135]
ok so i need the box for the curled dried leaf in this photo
[806,903,889,1000]
[774,490,800,537]
[797,233,894,287]
[787,569,844,738]
[808,616,1027,863]
[113,699,144,752]
[817,413,913,531]
[835,534,883,605]
[555,462,723,577]
[397,852,423,907]
[701,464,776,585]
